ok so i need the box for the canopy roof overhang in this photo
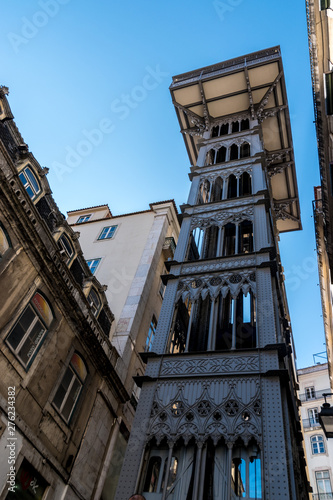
[170,46,301,233]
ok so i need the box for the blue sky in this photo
[1,0,324,368]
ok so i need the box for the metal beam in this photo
[257,71,283,119]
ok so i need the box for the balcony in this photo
[299,388,331,402]
[163,237,176,260]
[301,418,321,430]
[313,494,333,499]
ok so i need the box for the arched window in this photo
[232,121,240,133]
[212,177,223,202]
[238,220,253,253]
[215,291,256,350]
[187,227,205,261]
[235,292,256,349]
[215,292,233,350]
[58,233,75,265]
[88,288,101,316]
[239,171,252,196]
[216,146,226,163]
[230,144,239,161]
[241,118,250,131]
[240,142,251,158]
[18,165,41,201]
[53,352,88,423]
[198,179,210,204]
[206,149,215,165]
[227,175,237,199]
[143,447,181,496]
[188,295,211,352]
[6,291,54,369]
[231,444,262,498]
[220,123,229,135]
[223,223,236,256]
[311,435,325,454]
[169,299,191,354]
[0,222,12,259]
[211,125,219,138]
[202,225,219,259]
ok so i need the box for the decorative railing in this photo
[301,418,321,430]
[299,388,331,402]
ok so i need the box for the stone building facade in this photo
[115,47,310,499]
[0,87,128,499]
[307,0,333,388]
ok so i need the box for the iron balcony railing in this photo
[299,388,331,402]
[301,418,321,430]
[313,493,333,499]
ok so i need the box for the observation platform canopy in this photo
[170,46,301,233]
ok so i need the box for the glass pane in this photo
[19,171,28,187]
[53,367,73,409]
[167,457,178,489]
[60,235,73,258]
[25,167,40,194]
[144,457,162,493]
[249,458,262,498]
[243,294,251,323]
[7,307,35,350]
[61,377,81,421]
[18,320,45,364]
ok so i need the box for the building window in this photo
[0,222,12,259]
[308,408,319,426]
[311,435,325,454]
[53,352,88,423]
[316,470,332,496]
[18,165,41,200]
[6,292,54,369]
[86,258,101,275]
[325,72,333,115]
[58,233,75,264]
[159,280,166,298]
[145,316,157,352]
[320,0,331,10]
[10,459,49,498]
[305,386,316,400]
[77,214,91,223]
[98,225,118,240]
[88,288,101,316]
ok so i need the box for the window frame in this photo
[86,258,101,275]
[88,287,101,316]
[18,165,42,201]
[315,470,332,495]
[58,233,75,265]
[311,434,325,455]
[97,225,118,241]
[6,291,54,370]
[145,316,157,352]
[77,214,92,223]
[52,352,88,424]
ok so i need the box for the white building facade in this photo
[298,363,333,499]
[67,201,180,500]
